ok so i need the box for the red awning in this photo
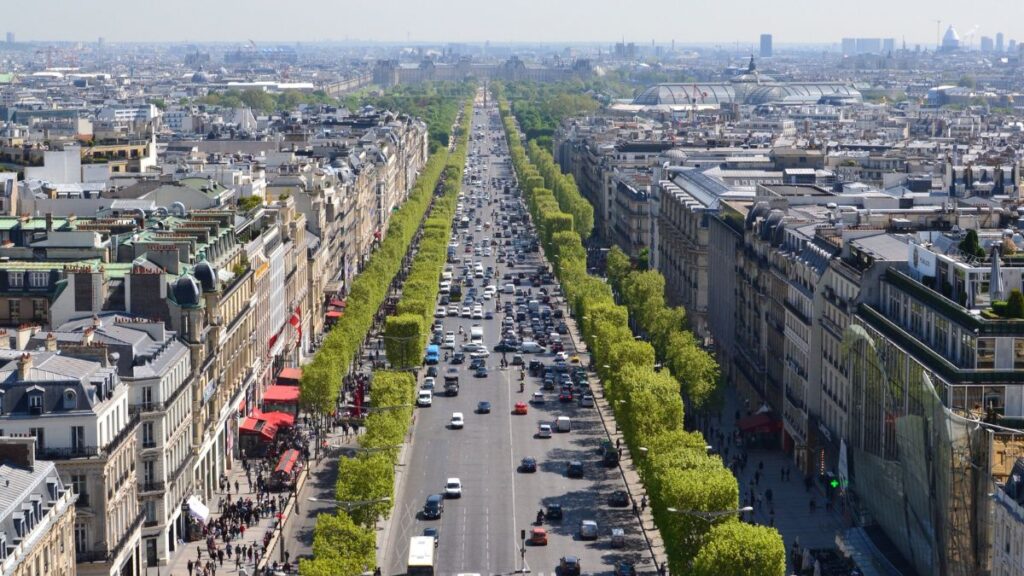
[326,310,343,318]
[264,385,300,403]
[260,411,296,428]
[737,413,782,434]
[239,417,279,441]
[278,367,303,383]
[329,298,346,308]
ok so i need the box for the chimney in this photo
[44,332,57,352]
[14,325,32,351]
[82,327,94,346]
[17,353,32,381]
[92,314,102,329]
[0,437,36,470]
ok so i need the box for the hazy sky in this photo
[12,0,1024,46]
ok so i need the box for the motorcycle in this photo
[536,509,545,525]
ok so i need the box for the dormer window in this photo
[28,393,42,415]
[28,271,47,288]
[7,272,22,289]
[62,389,76,410]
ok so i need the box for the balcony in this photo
[38,413,140,462]
[139,480,165,493]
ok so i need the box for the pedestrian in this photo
[218,548,224,566]
[188,559,194,576]
[616,437,620,449]
[197,547,202,562]
[632,500,639,516]
[618,447,623,459]
[235,480,240,494]
[641,495,647,511]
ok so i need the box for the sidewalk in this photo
[709,386,847,573]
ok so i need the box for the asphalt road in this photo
[386,92,649,576]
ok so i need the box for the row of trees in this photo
[344,81,478,153]
[492,81,600,149]
[385,100,473,368]
[299,370,417,576]
[498,98,785,575]
[300,97,474,576]
[605,247,720,411]
[194,88,336,114]
[525,140,594,238]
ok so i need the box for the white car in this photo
[462,306,472,318]
[448,305,460,316]
[443,333,456,349]
[579,519,599,540]
[417,390,433,407]
[445,478,463,498]
[450,412,464,429]
[472,306,484,319]
[531,391,545,404]
[422,377,436,390]
[469,345,490,359]
[537,424,552,438]
[435,307,447,318]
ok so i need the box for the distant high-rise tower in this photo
[759,34,773,58]
[1010,39,1018,53]
[980,36,994,52]
[4,32,12,44]
[996,32,1005,52]
[883,38,896,54]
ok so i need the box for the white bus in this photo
[407,536,436,576]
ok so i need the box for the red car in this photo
[513,401,528,415]
[528,527,548,545]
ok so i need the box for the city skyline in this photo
[8,0,1024,46]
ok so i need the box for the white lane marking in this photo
[505,357,520,568]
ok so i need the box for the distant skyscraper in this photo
[841,38,856,55]
[996,32,1005,53]
[980,36,994,52]
[855,38,882,54]
[1010,39,1018,53]
[883,38,895,54]
[760,34,773,58]
[4,32,12,44]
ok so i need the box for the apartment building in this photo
[0,437,76,576]
[0,348,141,576]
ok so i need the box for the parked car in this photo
[579,519,599,540]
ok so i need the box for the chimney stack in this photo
[0,437,36,470]
[17,353,32,381]
[44,332,57,352]
[14,325,32,351]
[82,327,94,346]
[0,329,9,349]
[92,315,102,329]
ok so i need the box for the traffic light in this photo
[520,529,526,541]
[829,478,840,489]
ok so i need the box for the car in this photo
[546,503,563,521]
[474,366,488,378]
[511,354,524,366]
[425,366,438,378]
[469,346,490,359]
[519,457,537,473]
[537,424,552,438]
[451,351,465,364]
[566,461,584,479]
[422,377,436,390]
[579,519,599,540]
[450,412,464,429]
[531,391,545,404]
[579,394,594,408]
[462,306,472,317]
[422,494,444,519]
[513,402,528,415]
[528,527,548,546]
[477,400,492,414]
[443,333,456,350]
[472,306,484,319]
[613,560,635,576]
[470,357,486,370]
[558,390,574,403]
[610,528,627,549]
[423,527,439,547]
[417,390,433,407]
[448,305,460,316]
[445,478,463,498]
[435,307,447,318]
[484,311,494,319]
[608,491,630,507]
[559,556,581,576]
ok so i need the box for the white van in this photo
[470,325,484,343]
[503,283,515,295]
[556,416,571,432]
[520,341,545,354]
[417,390,433,407]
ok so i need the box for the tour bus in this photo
[407,536,436,576]
[425,345,440,365]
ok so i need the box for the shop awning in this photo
[253,409,296,429]
[278,367,303,384]
[187,496,210,523]
[329,298,347,308]
[264,385,300,403]
[239,417,279,441]
[737,413,782,434]
[326,310,343,318]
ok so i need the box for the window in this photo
[71,426,84,451]
[28,394,42,414]
[27,271,47,288]
[142,422,154,448]
[63,389,77,410]
[73,523,87,553]
[28,428,44,450]
[7,272,22,289]
[977,338,996,370]
[32,299,45,320]
[7,300,18,319]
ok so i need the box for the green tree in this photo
[335,453,395,528]
[959,229,985,258]
[384,314,425,369]
[692,521,786,576]
[606,245,632,291]
[1007,289,1024,318]
[303,512,376,576]
[237,195,262,211]
[957,75,976,89]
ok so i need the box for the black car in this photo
[567,461,584,479]
[423,527,439,547]
[451,352,465,364]
[519,457,537,473]
[559,556,581,576]
[608,490,630,507]
[426,366,439,378]
[422,494,444,519]
[477,401,492,414]
[470,358,486,370]
[474,367,489,378]
[546,503,563,521]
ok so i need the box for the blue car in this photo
[477,401,491,414]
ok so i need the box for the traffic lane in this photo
[509,365,649,575]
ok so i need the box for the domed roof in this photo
[194,260,218,292]
[172,275,201,307]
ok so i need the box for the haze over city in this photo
[11,0,1024,45]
